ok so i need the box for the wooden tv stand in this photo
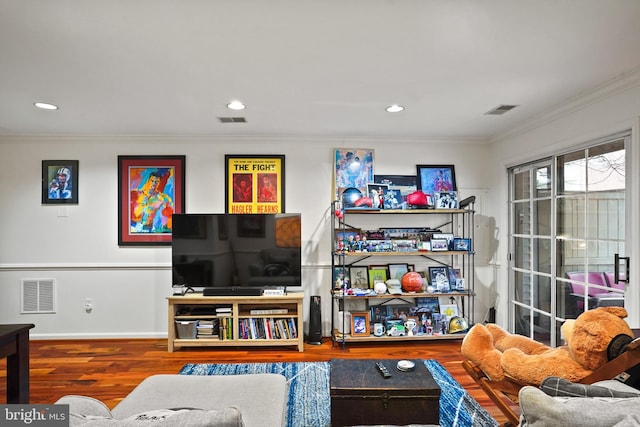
[167,292,304,352]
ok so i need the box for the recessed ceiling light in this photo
[385,104,404,113]
[34,102,59,110]
[227,101,246,110]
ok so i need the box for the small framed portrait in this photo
[432,233,454,250]
[430,238,449,252]
[367,183,389,209]
[453,238,472,252]
[388,263,409,280]
[435,191,459,209]
[416,165,457,194]
[333,266,348,289]
[429,266,451,292]
[42,160,79,204]
[349,266,369,289]
[368,266,389,287]
[350,311,371,336]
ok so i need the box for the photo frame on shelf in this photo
[430,238,449,252]
[368,266,389,288]
[349,266,370,289]
[435,191,459,209]
[42,160,79,205]
[333,266,348,289]
[366,183,389,209]
[225,155,285,214]
[388,263,409,280]
[429,266,450,292]
[350,311,370,336]
[416,165,457,194]
[432,233,454,250]
[117,155,185,246]
[453,237,471,252]
[448,268,462,290]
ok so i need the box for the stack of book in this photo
[196,319,216,338]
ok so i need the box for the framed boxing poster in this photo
[225,155,285,214]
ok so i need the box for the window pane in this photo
[533,237,552,274]
[514,270,529,305]
[557,196,585,239]
[513,170,530,200]
[514,237,530,270]
[557,151,586,194]
[587,142,625,191]
[533,199,551,236]
[535,166,551,198]
[533,274,551,312]
[587,191,625,239]
[514,201,530,234]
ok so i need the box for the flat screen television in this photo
[172,213,302,294]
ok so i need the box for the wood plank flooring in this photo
[0,338,513,425]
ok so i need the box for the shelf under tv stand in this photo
[167,292,304,352]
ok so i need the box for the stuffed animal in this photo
[461,306,634,386]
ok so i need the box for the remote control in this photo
[376,362,392,378]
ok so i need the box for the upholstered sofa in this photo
[56,373,288,426]
[519,377,640,426]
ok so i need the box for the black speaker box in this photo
[307,295,322,345]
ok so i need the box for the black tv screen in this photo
[171,213,302,290]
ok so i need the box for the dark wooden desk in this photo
[0,324,34,403]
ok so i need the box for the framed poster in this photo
[225,155,285,214]
[333,148,374,203]
[416,165,457,194]
[42,160,79,204]
[117,155,185,246]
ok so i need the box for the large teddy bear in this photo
[461,306,634,386]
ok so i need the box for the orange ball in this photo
[401,272,423,292]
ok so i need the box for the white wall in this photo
[0,136,493,339]
[486,70,640,327]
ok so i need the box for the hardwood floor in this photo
[0,338,513,425]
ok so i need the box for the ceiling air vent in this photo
[485,104,519,115]
[218,117,247,123]
[21,278,56,313]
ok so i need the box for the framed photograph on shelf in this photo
[225,155,285,214]
[435,191,459,209]
[430,238,449,252]
[388,263,409,280]
[453,238,472,252]
[349,266,370,289]
[366,183,389,209]
[432,233,454,250]
[429,266,450,292]
[368,266,389,287]
[416,165,457,194]
[42,160,79,204]
[117,155,185,246]
[350,311,370,336]
[333,266,348,289]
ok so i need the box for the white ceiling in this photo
[2,0,640,140]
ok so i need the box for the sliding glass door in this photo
[508,133,628,346]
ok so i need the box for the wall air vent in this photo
[218,117,247,123]
[21,278,56,313]
[485,104,519,115]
